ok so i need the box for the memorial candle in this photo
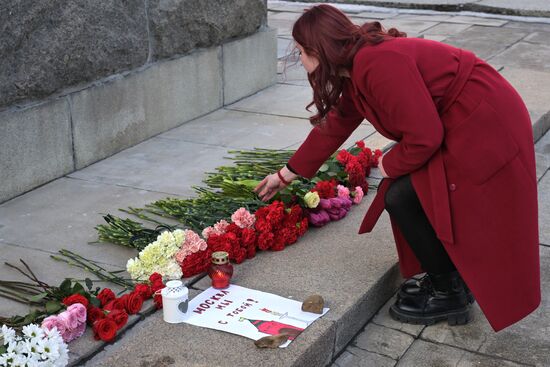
[208,251,233,289]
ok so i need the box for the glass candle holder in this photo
[207,251,233,289]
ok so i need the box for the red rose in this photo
[123,292,144,315]
[153,294,163,309]
[181,250,210,278]
[149,272,163,285]
[103,298,125,312]
[97,288,116,307]
[107,309,128,330]
[62,294,89,308]
[149,273,164,293]
[257,232,274,250]
[93,318,118,342]
[134,284,152,300]
[87,306,105,326]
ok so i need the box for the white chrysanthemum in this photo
[22,324,44,340]
[11,352,29,367]
[1,325,15,344]
[54,342,69,367]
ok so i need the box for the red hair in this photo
[292,4,406,125]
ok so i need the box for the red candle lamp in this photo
[208,251,233,289]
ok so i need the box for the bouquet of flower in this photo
[41,303,86,343]
[126,230,186,281]
[0,324,69,367]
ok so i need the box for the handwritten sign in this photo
[182,284,329,347]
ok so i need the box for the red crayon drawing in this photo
[239,317,303,340]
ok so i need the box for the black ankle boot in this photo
[399,273,475,304]
[390,271,471,326]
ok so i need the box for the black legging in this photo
[384,175,456,275]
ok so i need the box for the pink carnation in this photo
[175,248,191,264]
[231,208,256,229]
[352,186,364,204]
[67,303,87,323]
[337,185,350,200]
[202,226,216,239]
[213,220,229,233]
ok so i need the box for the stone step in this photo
[81,192,404,366]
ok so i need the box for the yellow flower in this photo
[304,191,320,208]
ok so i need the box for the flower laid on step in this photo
[126,230,185,281]
[336,142,382,191]
[0,324,69,367]
[303,191,320,208]
[42,303,87,343]
[352,186,364,205]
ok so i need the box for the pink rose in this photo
[42,315,67,335]
[59,309,80,330]
[353,186,364,204]
[67,303,87,323]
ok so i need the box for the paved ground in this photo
[0,1,549,366]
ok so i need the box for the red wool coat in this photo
[287,37,540,331]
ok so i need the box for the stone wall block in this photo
[0,99,73,203]
[148,0,266,60]
[0,0,149,108]
[223,28,277,104]
[71,48,222,169]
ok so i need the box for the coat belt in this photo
[358,49,476,243]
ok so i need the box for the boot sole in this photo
[389,304,471,326]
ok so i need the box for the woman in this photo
[254,4,540,331]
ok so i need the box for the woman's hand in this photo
[254,166,297,202]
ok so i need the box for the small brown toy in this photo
[301,294,324,314]
[254,334,289,348]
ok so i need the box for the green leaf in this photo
[0,345,6,354]
[90,297,101,308]
[319,163,329,172]
[28,292,49,303]
[45,301,62,314]
[23,312,37,325]
[59,278,72,294]
[85,278,93,291]
[72,282,85,295]
[110,270,126,274]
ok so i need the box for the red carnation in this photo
[234,248,247,264]
[312,179,337,199]
[93,318,118,342]
[271,233,286,251]
[337,149,352,165]
[107,309,129,330]
[254,217,272,233]
[297,218,309,236]
[241,228,256,247]
[246,246,256,259]
[287,205,303,223]
[225,223,242,235]
[281,226,298,246]
[149,273,164,293]
[257,232,274,250]
[181,250,210,278]
[103,298,125,312]
[62,294,89,308]
[123,292,144,315]
[86,306,105,326]
[97,288,116,307]
[356,140,366,149]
